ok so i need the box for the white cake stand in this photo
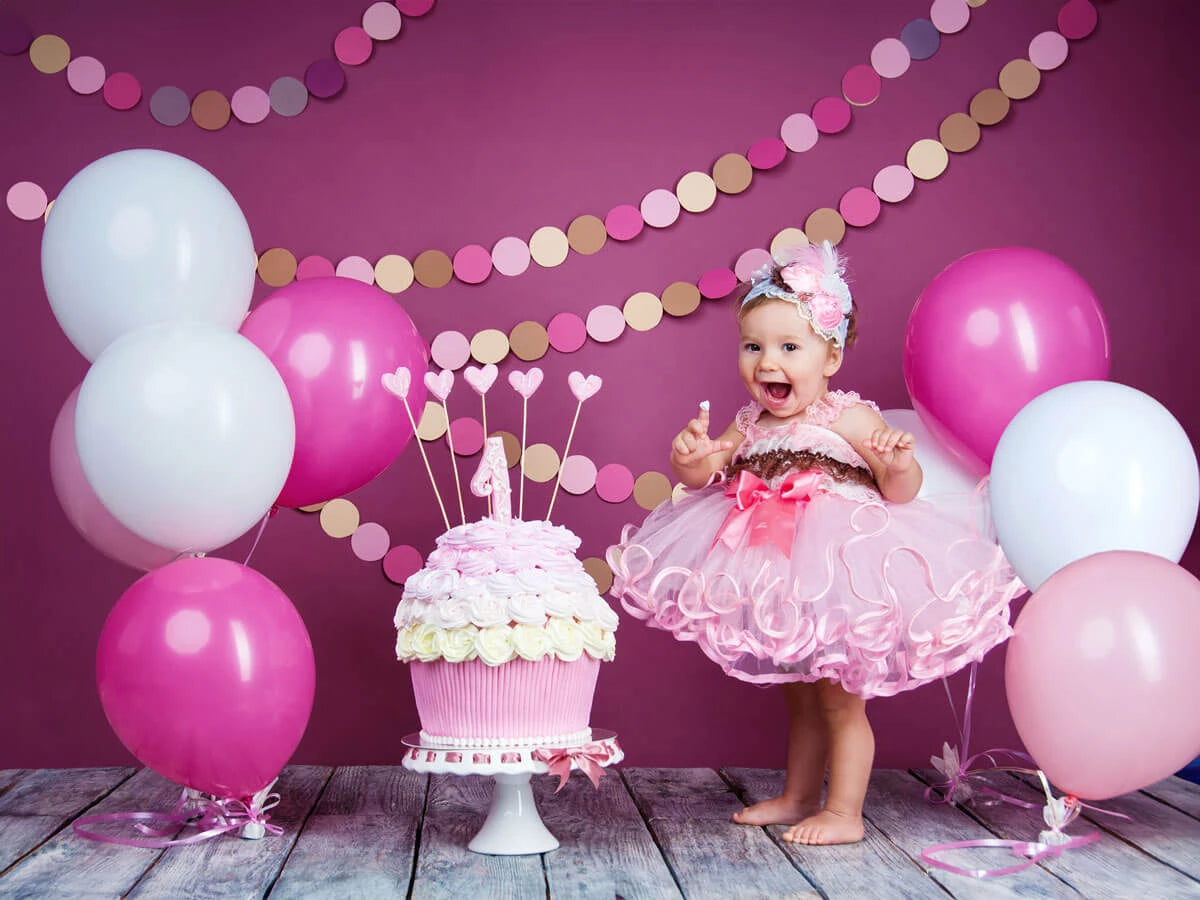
[401,729,622,855]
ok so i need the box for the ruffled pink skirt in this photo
[607,482,1024,697]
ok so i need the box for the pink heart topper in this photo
[568,371,602,402]
[424,369,454,402]
[508,367,544,399]
[464,364,499,395]
[381,367,412,398]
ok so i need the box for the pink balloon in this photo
[240,277,428,508]
[903,247,1110,475]
[1005,551,1200,800]
[50,386,178,570]
[96,557,315,798]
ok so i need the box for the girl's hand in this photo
[861,427,915,472]
[671,404,734,470]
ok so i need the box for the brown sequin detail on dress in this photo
[726,449,877,489]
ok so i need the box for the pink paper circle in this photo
[431,331,471,369]
[735,248,773,282]
[873,164,915,203]
[870,38,911,78]
[1029,31,1069,69]
[839,187,881,227]
[698,268,738,299]
[6,181,48,221]
[640,189,681,228]
[102,72,142,110]
[746,138,787,170]
[586,305,627,343]
[270,76,309,116]
[1058,0,1097,40]
[560,455,598,495]
[595,464,635,503]
[492,236,531,276]
[547,313,587,353]
[334,26,373,65]
[335,256,376,284]
[395,0,435,15]
[383,544,424,584]
[231,85,271,123]
[363,3,403,40]
[605,204,644,241]
[842,64,881,105]
[930,0,970,34]
[149,86,191,126]
[351,522,391,561]
[453,244,493,284]
[66,56,105,94]
[297,255,336,279]
[448,417,485,456]
[780,113,819,151]
[812,96,852,134]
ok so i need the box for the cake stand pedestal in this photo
[401,729,621,855]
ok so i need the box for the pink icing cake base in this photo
[410,656,599,742]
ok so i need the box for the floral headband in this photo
[742,240,853,347]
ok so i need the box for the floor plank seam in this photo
[262,765,336,898]
[617,769,687,900]
[404,771,432,900]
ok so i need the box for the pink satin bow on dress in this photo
[713,469,824,555]
[532,743,612,791]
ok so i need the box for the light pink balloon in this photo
[903,247,1110,476]
[1005,551,1200,800]
[96,557,315,798]
[240,277,428,508]
[49,386,178,570]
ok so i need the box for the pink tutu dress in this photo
[607,391,1024,698]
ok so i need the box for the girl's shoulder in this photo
[803,390,879,428]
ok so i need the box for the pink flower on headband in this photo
[808,292,844,333]
[780,263,820,295]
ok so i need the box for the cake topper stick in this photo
[464,364,499,517]
[470,435,512,524]
[425,369,467,525]
[546,371,603,520]
[508,367,543,520]
[381,367,450,531]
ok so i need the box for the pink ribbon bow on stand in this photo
[713,469,823,555]
[533,743,613,791]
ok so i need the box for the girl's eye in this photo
[743,342,760,352]
[783,343,798,352]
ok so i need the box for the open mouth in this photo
[761,382,791,403]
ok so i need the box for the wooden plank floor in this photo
[1,766,1198,898]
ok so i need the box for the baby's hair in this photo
[734,243,859,348]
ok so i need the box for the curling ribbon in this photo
[73,787,282,847]
[532,743,612,791]
[921,831,1101,878]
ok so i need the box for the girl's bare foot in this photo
[732,796,820,826]
[781,809,864,845]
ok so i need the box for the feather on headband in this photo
[742,240,853,347]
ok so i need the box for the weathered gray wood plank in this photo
[0,770,30,796]
[268,765,427,899]
[866,770,1077,898]
[533,768,680,899]
[912,768,1200,898]
[0,767,183,898]
[411,774,546,900]
[623,767,819,899]
[722,767,944,899]
[1141,775,1200,821]
[125,765,330,900]
[0,767,133,874]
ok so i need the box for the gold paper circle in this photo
[320,498,360,538]
[566,215,608,255]
[938,113,981,153]
[661,281,702,317]
[298,502,328,513]
[712,153,753,195]
[30,35,70,74]
[906,139,950,180]
[416,401,448,440]
[634,471,673,510]
[583,557,613,594]
[529,226,569,267]
[967,0,987,6]
[624,291,664,331]
[471,329,510,365]
[375,254,414,293]
[509,320,549,361]
[191,90,231,131]
[771,229,809,261]
[969,88,1010,126]
[493,430,522,468]
[413,249,454,288]
[999,59,1041,100]
[676,171,717,213]
[257,248,298,287]
[522,443,561,483]
[804,208,846,245]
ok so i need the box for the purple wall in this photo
[1,0,1196,772]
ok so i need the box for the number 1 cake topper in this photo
[470,436,512,524]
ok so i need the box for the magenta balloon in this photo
[903,247,1110,474]
[96,557,315,798]
[50,386,178,570]
[1005,551,1200,800]
[240,277,428,508]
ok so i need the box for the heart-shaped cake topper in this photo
[508,367,544,399]
[424,369,454,402]
[464,363,499,395]
[568,371,602,402]
[381,367,412,398]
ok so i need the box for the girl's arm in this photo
[831,403,922,503]
[670,404,743,488]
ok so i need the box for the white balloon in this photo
[881,408,982,498]
[75,322,296,552]
[990,380,1199,591]
[41,149,256,361]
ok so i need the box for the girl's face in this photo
[738,299,842,418]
